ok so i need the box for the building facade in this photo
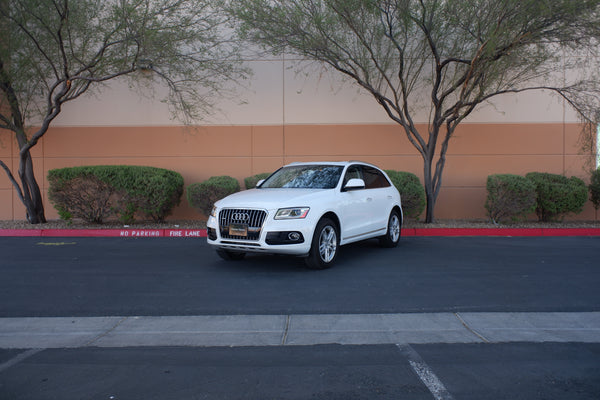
[0,58,598,222]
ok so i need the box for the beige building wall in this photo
[0,58,597,222]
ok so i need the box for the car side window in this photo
[343,165,363,187]
[362,166,391,189]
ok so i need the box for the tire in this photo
[216,249,246,261]
[379,209,401,248]
[304,217,339,270]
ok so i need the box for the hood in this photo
[215,188,334,210]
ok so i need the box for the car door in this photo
[338,164,384,241]
[361,166,393,232]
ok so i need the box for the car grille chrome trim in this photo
[219,208,267,241]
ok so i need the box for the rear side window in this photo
[362,166,391,189]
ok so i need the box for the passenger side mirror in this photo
[256,179,265,187]
[344,178,365,191]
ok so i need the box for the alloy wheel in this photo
[318,225,337,263]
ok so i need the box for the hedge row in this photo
[244,172,271,190]
[384,170,425,219]
[485,174,537,224]
[485,172,590,223]
[48,166,184,223]
[49,166,600,224]
[187,170,426,219]
[187,176,240,217]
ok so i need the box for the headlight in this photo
[275,207,310,220]
[210,206,217,218]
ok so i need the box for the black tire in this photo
[216,249,246,261]
[304,217,339,270]
[379,209,402,248]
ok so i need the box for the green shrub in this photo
[48,166,184,223]
[187,176,240,216]
[244,172,271,189]
[590,168,600,210]
[526,172,588,222]
[48,173,119,223]
[485,174,537,224]
[107,167,184,222]
[385,170,426,219]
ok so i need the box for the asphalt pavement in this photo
[1,235,599,399]
[1,343,598,400]
[1,236,599,316]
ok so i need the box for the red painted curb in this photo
[540,228,600,237]
[0,229,208,238]
[410,228,545,237]
[0,229,43,237]
[164,229,207,238]
[402,228,600,237]
[1,228,600,238]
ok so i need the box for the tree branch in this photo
[0,159,25,203]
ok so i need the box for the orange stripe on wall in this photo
[0,123,597,221]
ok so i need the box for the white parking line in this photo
[397,344,455,400]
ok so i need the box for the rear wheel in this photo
[304,218,339,270]
[216,249,246,261]
[379,209,401,248]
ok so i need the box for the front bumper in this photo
[206,212,314,256]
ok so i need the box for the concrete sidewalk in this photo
[2,312,599,349]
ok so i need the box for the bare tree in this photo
[0,0,247,223]
[229,0,600,222]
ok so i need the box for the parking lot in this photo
[1,236,599,399]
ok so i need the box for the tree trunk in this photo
[424,190,436,223]
[422,122,453,223]
[423,155,436,223]
[18,146,46,224]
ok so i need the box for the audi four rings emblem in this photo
[232,213,250,221]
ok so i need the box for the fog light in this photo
[266,231,304,245]
[288,232,301,241]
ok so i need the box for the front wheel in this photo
[304,218,339,270]
[379,209,401,248]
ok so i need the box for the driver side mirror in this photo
[343,178,365,191]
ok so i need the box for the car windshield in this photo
[260,165,344,189]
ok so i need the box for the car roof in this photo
[285,161,378,168]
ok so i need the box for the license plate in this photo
[229,224,248,237]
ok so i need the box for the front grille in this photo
[219,208,267,241]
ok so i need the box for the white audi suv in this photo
[206,161,402,269]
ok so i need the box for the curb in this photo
[1,227,600,238]
[403,227,600,237]
[0,228,207,238]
